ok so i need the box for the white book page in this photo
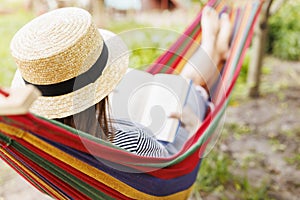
[109,69,192,143]
[140,74,191,142]
[109,69,153,121]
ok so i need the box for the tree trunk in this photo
[247,0,273,98]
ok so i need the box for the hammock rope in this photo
[0,0,263,199]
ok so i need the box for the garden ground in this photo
[192,56,300,200]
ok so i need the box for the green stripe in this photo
[161,24,201,73]
[0,131,11,145]
[159,0,223,74]
[131,99,229,168]
[227,3,259,82]
[0,133,51,195]
[0,153,50,196]
[0,134,114,200]
[37,115,125,151]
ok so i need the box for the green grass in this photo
[195,149,271,199]
[196,151,232,193]
[285,154,300,170]
[225,123,251,140]
[0,9,34,86]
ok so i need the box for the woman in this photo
[10,7,231,157]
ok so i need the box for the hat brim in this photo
[11,29,129,119]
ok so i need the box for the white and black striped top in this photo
[111,119,173,158]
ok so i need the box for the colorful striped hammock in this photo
[0,0,263,199]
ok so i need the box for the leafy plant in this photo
[268,1,300,61]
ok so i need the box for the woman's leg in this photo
[207,12,232,89]
[180,6,232,90]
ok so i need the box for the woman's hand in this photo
[169,106,201,134]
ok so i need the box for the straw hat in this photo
[10,7,129,119]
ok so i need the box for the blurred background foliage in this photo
[267,0,300,61]
[0,8,34,86]
[1,0,300,87]
[0,0,192,86]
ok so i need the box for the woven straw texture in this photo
[10,7,129,119]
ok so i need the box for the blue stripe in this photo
[35,134,201,196]
[5,147,71,199]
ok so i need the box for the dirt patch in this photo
[218,57,300,199]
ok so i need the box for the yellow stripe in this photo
[0,123,194,199]
[0,148,68,200]
[213,6,238,102]
[214,4,254,103]
[223,3,252,85]
[174,33,202,74]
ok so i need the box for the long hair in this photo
[55,97,113,141]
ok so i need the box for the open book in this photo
[109,69,193,143]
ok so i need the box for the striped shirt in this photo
[111,119,171,157]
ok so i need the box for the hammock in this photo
[0,0,263,199]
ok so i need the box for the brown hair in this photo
[55,97,113,141]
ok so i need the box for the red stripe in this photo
[4,115,180,165]
[215,2,263,101]
[0,89,9,97]
[148,0,221,74]
[0,152,57,198]
[4,114,209,174]
[167,0,227,74]
[148,11,202,74]
[9,147,91,199]
[2,133,133,200]
[3,113,210,180]
[148,139,210,179]
[166,28,201,74]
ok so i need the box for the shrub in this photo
[268,1,300,61]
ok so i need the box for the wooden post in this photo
[91,0,105,27]
[161,0,169,10]
[247,0,273,98]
